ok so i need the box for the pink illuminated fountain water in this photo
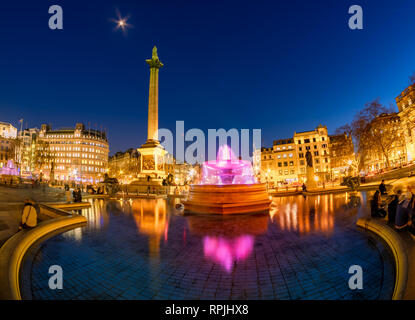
[0,160,19,176]
[201,145,257,185]
[184,145,271,214]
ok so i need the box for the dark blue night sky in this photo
[1,0,414,155]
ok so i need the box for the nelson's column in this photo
[137,46,167,181]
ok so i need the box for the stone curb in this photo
[356,217,408,300]
[0,215,87,300]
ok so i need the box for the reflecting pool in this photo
[20,191,395,300]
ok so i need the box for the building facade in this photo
[0,121,17,139]
[17,128,39,176]
[0,121,18,169]
[38,123,109,184]
[0,137,13,169]
[293,125,331,183]
[260,125,356,186]
[397,83,415,163]
[260,138,298,187]
[108,149,140,184]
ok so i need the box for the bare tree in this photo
[334,124,353,136]
[410,71,415,85]
[360,113,403,168]
[339,99,401,169]
[34,140,55,174]
[5,138,22,165]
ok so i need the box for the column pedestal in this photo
[306,166,317,190]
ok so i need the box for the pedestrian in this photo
[379,180,387,195]
[395,186,414,231]
[388,190,401,224]
[19,199,39,230]
[65,184,71,202]
[77,188,83,202]
[371,190,386,218]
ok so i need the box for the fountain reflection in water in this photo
[203,236,254,272]
[187,214,268,272]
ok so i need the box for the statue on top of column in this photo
[152,46,158,59]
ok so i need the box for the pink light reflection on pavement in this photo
[203,235,255,272]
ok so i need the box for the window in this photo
[297,140,302,144]
[314,151,319,156]
[306,146,310,150]
[304,139,310,143]
[284,162,288,167]
[289,161,294,166]
[322,144,327,148]
[299,153,304,158]
[315,158,319,164]
[313,138,316,142]
[279,170,283,175]
[278,162,282,167]
[300,160,305,166]
[314,145,317,149]
[322,137,325,141]
[299,147,302,151]
[284,170,288,175]
[290,170,295,174]
[289,153,293,158]
[283,154,287,158]
[324,158,328,163]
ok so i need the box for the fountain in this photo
[183,145,271,214]
[0,160,19,176]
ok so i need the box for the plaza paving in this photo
[20,193,396,300]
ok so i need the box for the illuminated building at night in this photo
[397,83,415,163]
[294,125,331,182]
[0,121,17,139]
[260,125,357,186]
[17,128,39,176]
[0,121,18,169]
[108,148,140,184]
[38,123,109,184]
[260,138,298,187]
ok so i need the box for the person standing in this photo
[371,190,386,218]
[65,184,71,203]
[395,187,413,230]
[379,180,387,195]
[388,190,401,224]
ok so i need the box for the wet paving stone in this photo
[20,192,395,300]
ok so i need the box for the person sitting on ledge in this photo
[379,180,387,195]
[371,190,387,218]
[19,199,39,230]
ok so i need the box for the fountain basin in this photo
[183,183,271,214]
